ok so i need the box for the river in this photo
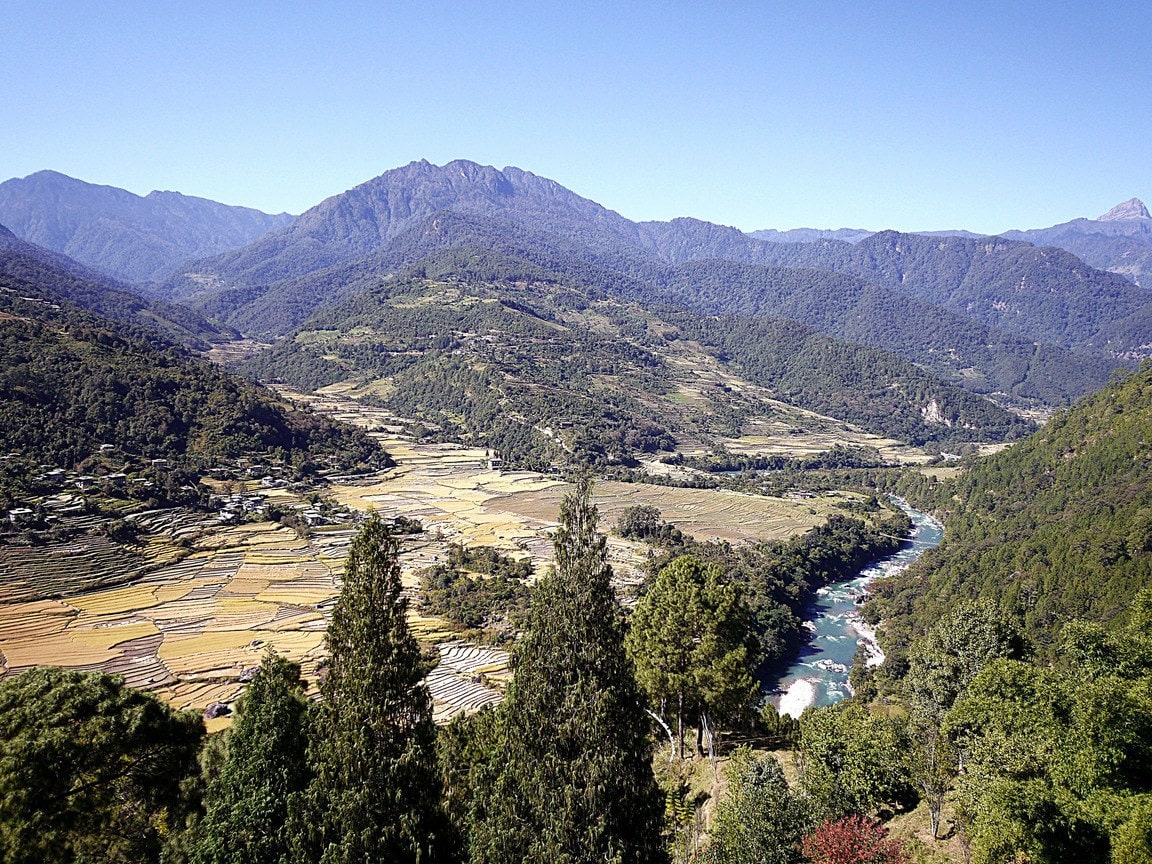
[767,499,944,718]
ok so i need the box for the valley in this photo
[0,385,888,727]
[2,155,1150,863]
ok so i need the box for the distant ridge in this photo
[999,197,1152,286]
[0,170,294,285]
[0,222,236,348]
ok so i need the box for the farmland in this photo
[0,386,905,725]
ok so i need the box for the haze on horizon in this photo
[4,1,1150,234]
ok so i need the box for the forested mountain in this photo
[0,226,236,349]
[162,159,655,298]
[0,170,294,284]
[240,249,1032,467]
[152,161,1146,416]
[737,230,1152,360]
[869,361,1152,662]
[0,251,386,486]
[191,208,1115,408]
[748,198,1152,287]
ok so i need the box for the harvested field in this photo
[1,386,866,722]
[495,481,843,544]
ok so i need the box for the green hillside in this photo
[869,362,1152,662]
[0,254,388,501]
[240,252,1032,469]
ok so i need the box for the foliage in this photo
[902,598,1024,723]
[419,546,532,634]
[289,516,445,863]
[192,650,311,864]
[436,707,500,860]
[616,504,686,546]
[942,591,1152,864]
[0,252,389,501]
[702,748,809,864]
[626,555,757,758]
[662,510,912,672]
[470,480,668,863]
[800,815,909,864]
[0,667,203,864]
[869,362,1152,661]
[799,701,916,822]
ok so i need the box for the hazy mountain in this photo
[740,230,1152,360]
[0,224,236,348]
[999,197,1152,287]
[0,170,294,285]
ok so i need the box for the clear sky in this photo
[4,1,1149,233]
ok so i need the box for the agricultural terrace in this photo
[0,386,862,725]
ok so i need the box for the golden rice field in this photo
[0,385,868,726]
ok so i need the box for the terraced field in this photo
[0,385,887,725]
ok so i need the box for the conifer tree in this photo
[626,555,756,759]
[192,650,310,864]
[290,515,445,864]
[471,479,668,864]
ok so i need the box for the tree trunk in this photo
[676,691,684,761]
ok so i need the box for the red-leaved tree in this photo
[801,815,909,864]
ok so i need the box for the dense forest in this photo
[868,361,1152,667]
[0,252,389,501]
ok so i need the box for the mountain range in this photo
[3,159,1150,457]
[752,197,1152,287]
[0,170,293,284]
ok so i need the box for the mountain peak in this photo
[1098,198,1150,221]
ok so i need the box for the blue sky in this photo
[4,1,1150,233]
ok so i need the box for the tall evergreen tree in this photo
[192,650,311,864]
[471,479,669,864]
[626,555,756,760]
[0,668,203,864]
[290,515,445,864]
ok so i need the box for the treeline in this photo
[867,361,1152,667]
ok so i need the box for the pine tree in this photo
[192,650,311,864]
[471,479,669,864]
[290,515,445,864]
[626,555,756,760]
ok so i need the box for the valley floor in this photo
[0,389,867,727]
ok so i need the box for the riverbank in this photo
[766,501,944,717]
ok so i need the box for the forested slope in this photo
[0,253,387,485]
[0,227,236,349]
[240,251,1033,468]
[869,362,1152,661]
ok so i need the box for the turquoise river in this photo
[768,499,944,717]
